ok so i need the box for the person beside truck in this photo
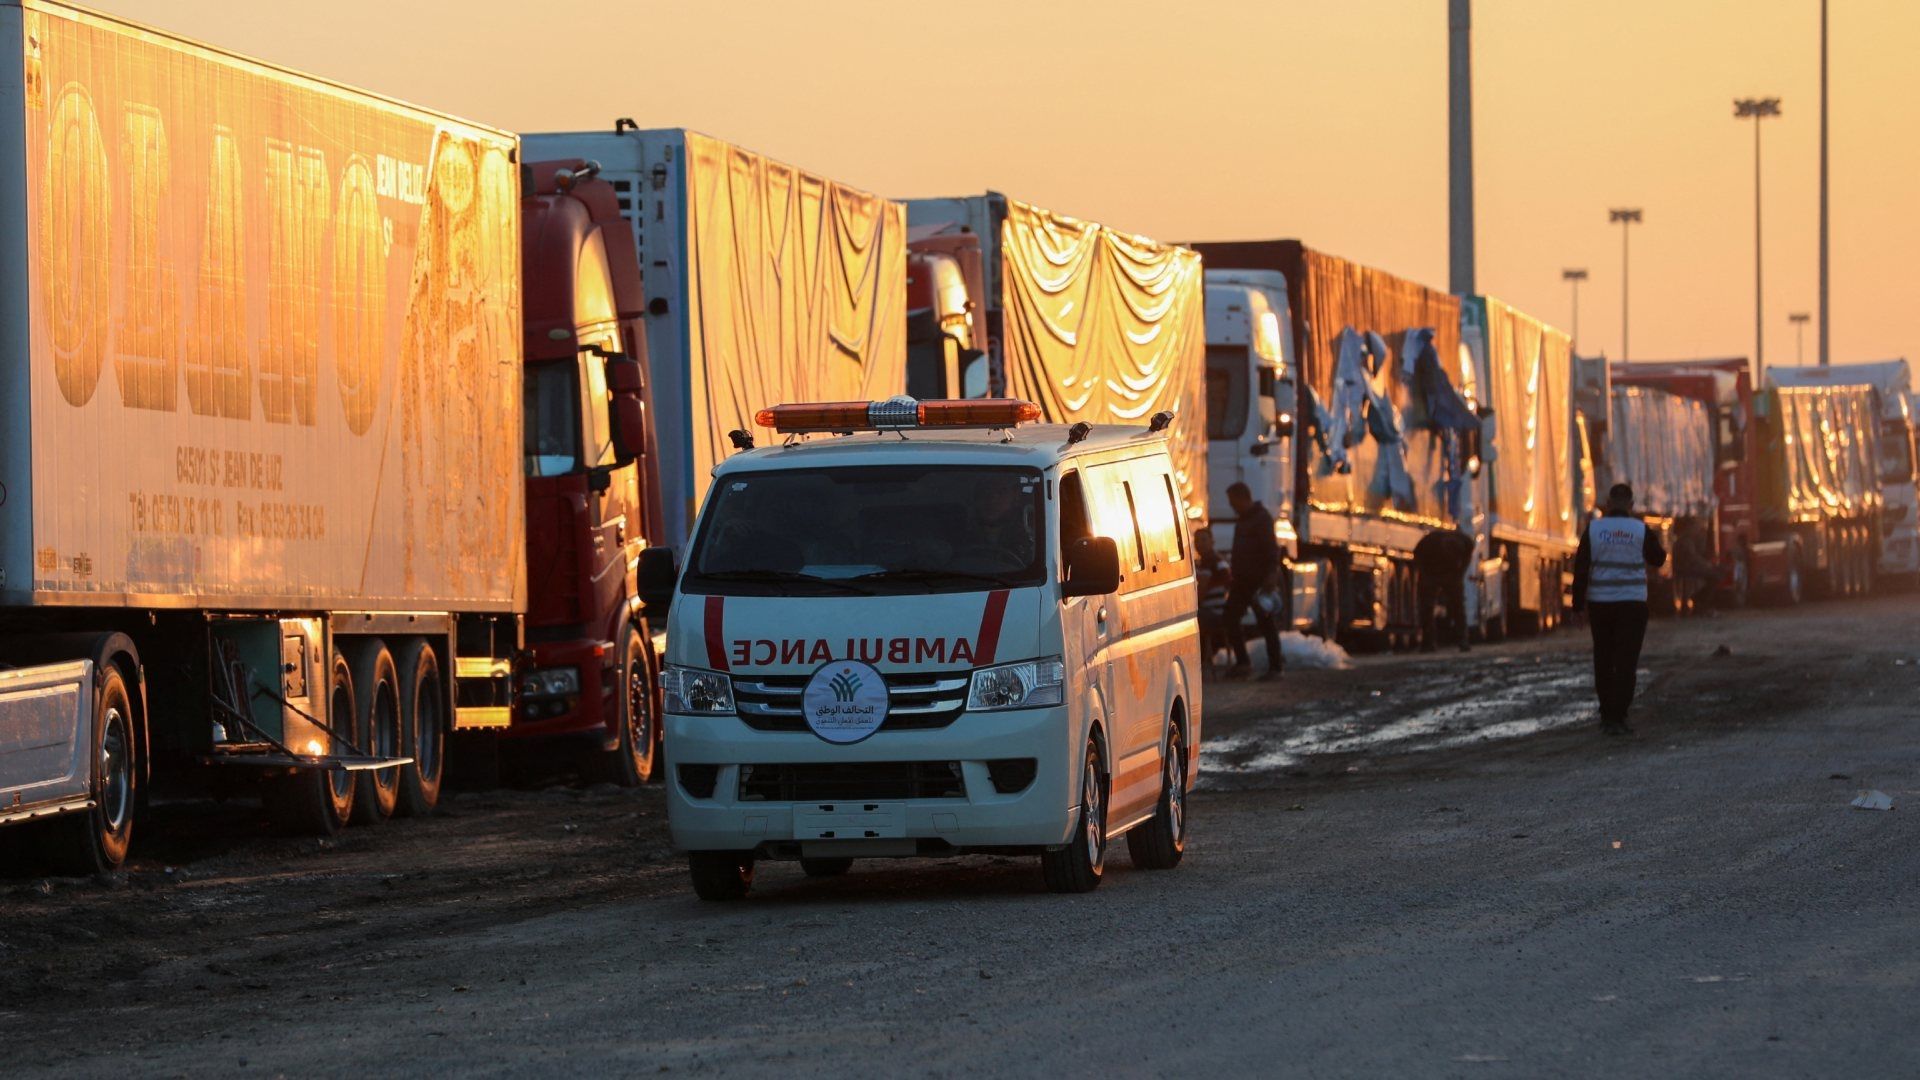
[1222,484,1285,680]
[1413,526,1477,653]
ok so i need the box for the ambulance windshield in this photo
[683,466,1047,596]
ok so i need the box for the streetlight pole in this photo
[1819,0,1830,366]
[1735,97,1781,387]
[1789,312,1811,364]
[1609,209,1642,361]
[1561,268,1588,353]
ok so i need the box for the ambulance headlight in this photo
[661,665,735,715]
[967,657,1065,711]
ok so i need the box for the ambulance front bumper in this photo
[663,705,1077,854]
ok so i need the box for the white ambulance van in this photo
[656,399,1202,898]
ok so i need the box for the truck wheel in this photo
[800,857,854,878]
[38,665,138,875]
[1042,736,1107,893]
[267,649,356,836]
[1126,718,1188,871]
[604,627,659,787]
[688,851,754,901]
[395,640,445,817]
[1317,571,1341,642]
[350,643,401,825]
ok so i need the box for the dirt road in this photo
[4,597,1917,1077]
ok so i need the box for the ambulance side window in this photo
[1119,480,1147,571]
[1058,471,1091,568]
[1160,473,1188,563]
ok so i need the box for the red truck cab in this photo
[512,160,669,783]
[1611,360,1761,602]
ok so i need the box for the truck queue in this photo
[1,0,1914,899]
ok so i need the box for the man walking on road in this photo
[1572,483,1668,735]
[1413,525,1477,653]
[1223,483,1284,680]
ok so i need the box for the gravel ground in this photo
[3,595,1916,1078]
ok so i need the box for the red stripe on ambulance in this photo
[973,589,1011,666]
[703,596,729,671]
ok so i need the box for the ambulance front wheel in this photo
[1042,735,1108,894]
[688,851,754,901]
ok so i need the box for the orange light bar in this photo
[752,397,1042,434]
[921,399,1042,427]
[754,401,883,433]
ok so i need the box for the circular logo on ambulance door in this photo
[801,660,890,744]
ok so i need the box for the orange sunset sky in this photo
[103,0,1919,368]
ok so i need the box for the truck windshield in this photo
[1880,421,1916,484]
[1206,346,1249,439]
[525,363,580,477]
[683,465,1047,596]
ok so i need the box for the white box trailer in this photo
[0,0,524,869]
[524,126,909,548]
[1766,361,1920,580]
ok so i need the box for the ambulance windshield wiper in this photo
[693,569,874,595]
[852,568,1024,588]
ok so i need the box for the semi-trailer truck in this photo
[1461,296,1583,635]
[1604,385,1718,611]
[525,125,910,550]
[906,194,1209,522]
[1192,241,1479,645]
[1615,360,1882,605]
[0,0,532,869]
[1766,360,1919,585]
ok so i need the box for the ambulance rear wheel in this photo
[1126,718,1188,871]
[800,858,854,878]
[688,851,754,901]
[1042,736,1107,893]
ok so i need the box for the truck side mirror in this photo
[605,357,648,463]
[638,546,678,612]
[1061,536,1121,597]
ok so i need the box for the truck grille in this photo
[731,672,969,732]
[738,761,966,802]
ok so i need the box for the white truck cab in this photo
[660,399,1201,898]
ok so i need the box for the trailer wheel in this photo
[395,640,445,817]
[349,642,401,825]
[38,664,137,875]
[267,648,356,836]
[1317,569,1342,642]
[603,627,659,787]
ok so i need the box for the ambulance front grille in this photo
[738,761,966,802]
[731,673,969,732]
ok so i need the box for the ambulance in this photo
[654,398,1203,898]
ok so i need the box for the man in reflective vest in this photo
[1572,484,1668,735]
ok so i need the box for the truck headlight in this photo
[967,657,1065,711]
[661,665,735,715]
[520,667,581,698]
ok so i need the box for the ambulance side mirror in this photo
[1061,536,1122,597]
[638,546,678,613]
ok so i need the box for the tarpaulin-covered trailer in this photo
[526,128,909,547]
[907,194,1208,522]
[1192,241,1477,643]
[1767,360,1919,578]
[0,0,524,868]
[1607,386,1717,520]
[1758,386,1881,525]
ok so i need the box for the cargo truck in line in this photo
[1614,359,1883,605]
[1766,360,1919,585]
[0,2,671,870]
[904,194,1210,525]
[1191,242,1482,646]
[524,124,911,552]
